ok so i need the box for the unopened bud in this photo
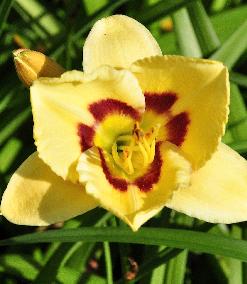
[13,49,65,87]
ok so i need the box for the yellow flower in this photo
[1,15,247,231]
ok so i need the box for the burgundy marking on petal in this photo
[77,124,95,151]
[99,148,128,192]
[145,92,177,113]
[89,99,140,122]
[134,142,162,192]
[166,112,190,146]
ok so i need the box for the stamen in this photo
[111,124,160,175]
[138,143,149,166]
[149,140,156,163]
[112,143,123,168]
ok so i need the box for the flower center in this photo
[111,123,160,175]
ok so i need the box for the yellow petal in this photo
[77,142,191,231]
[131,56,230,169]
[83,15,162,73]
[31,67,145,182]
[1,153,98,226]
[167,143,247,223]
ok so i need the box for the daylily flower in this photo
[1,15,247,231]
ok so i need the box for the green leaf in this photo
[210,0,228,12]
[210,19,247,69]
[136,0,196,25]
[243,227,247,284]
[83,0,108,15]
[211,5,247,43]
[33,243,80,284]
[0,0,14,36]
[15,0,61,36]
[230,72,247,89]
[228,84,247,141]
[103,241,113,284]
[32,210,111,284]
[129,248,181,284]
[57,266,82,284]
[66,243,95,270]
[172,8,202,57]
[0,254,39,281]
[2,227,247,262]
[149,247,167,284]
[0,108,31,146]
[0,138,22,174]
[164,250,188,284]
[187,0,220,56]
[228,140,247,154]
[229,225,243,284]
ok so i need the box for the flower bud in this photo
[13,49,65,87]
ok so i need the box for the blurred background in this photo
[0,0,247,283]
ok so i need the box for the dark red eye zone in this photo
[145,92,177,113]
[77,124,95,151]
[89,99,140,121]
[77,99,141,152]
[99,148,128,192]
[166,112,190,146]
[134,142,162,192]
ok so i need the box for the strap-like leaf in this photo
[2,227,247,262]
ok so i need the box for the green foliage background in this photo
[0,0,247,283]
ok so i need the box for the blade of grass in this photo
[84,0,108,15]
[15,0,61,36]
[164,215,192,284]
[103,241,113,284]
[33,210,111,284]
[0,0,14,36]
[148,211,181,284]
[3,227,247,262]
[210,0,228,12]
[149,246,167,284]
[0,254,39,281]
[210,19,247,69]
[0,138,22,174]
[228,140,247,154]
[172,7,202,57]
[0,92,14,114]
[66,243,95,270]
[228,84,247,141]
[136,0,196,25]
[0,108,31,146]
[243,227,247,284]
[229,225,242,284]
[187,0,220,56]
[164,250,188,284]
[211,5,247,43]
[117,220,131,284]
[124,248,182,284]
[230,72,247,89]
[57,266,81,284]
